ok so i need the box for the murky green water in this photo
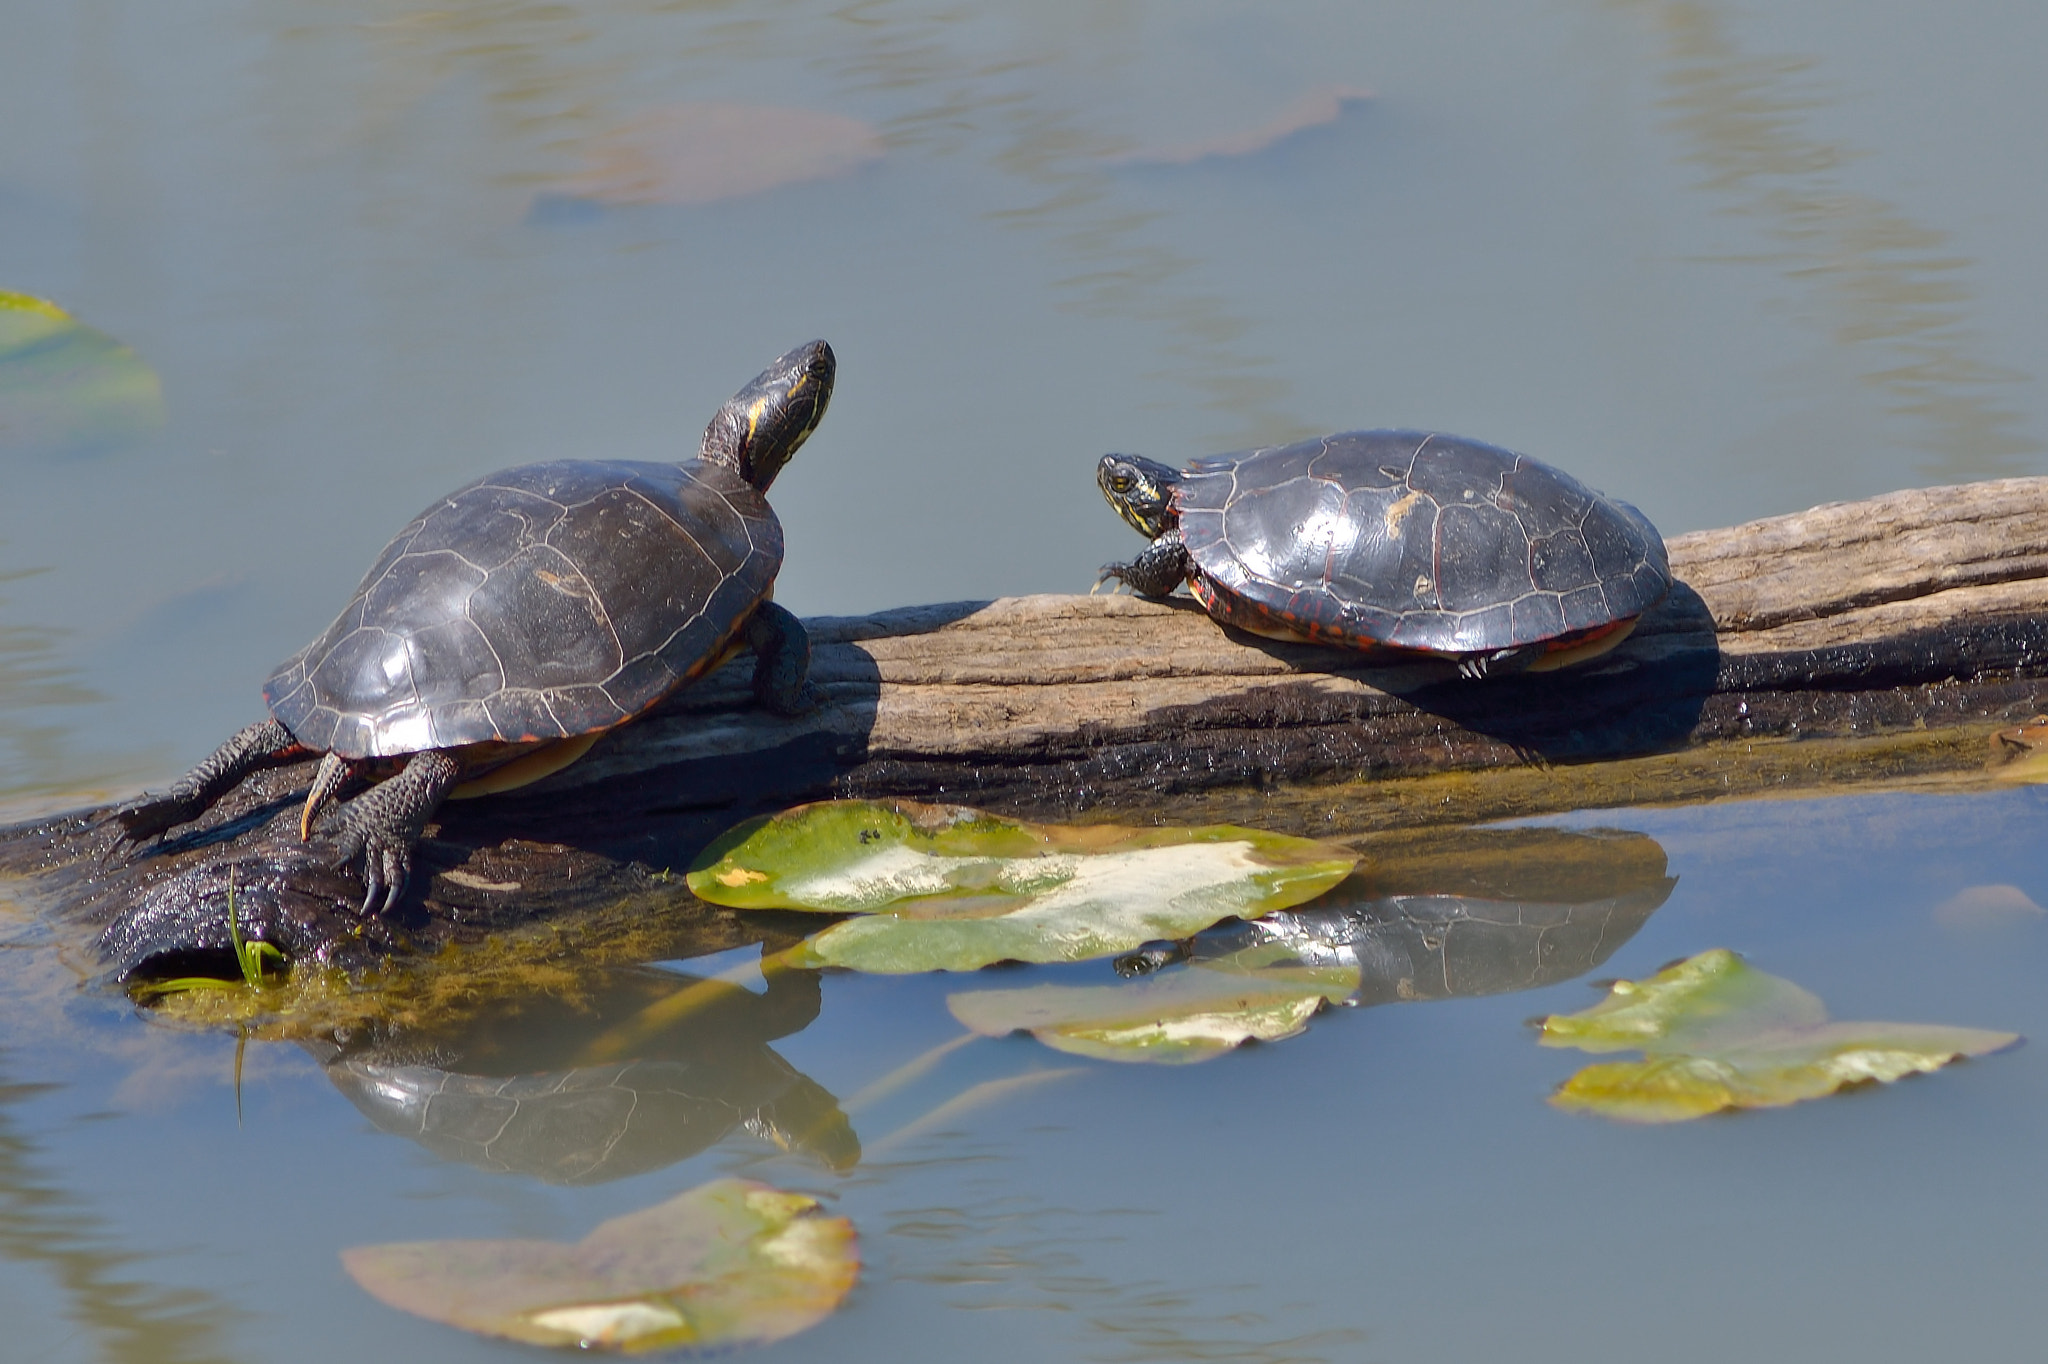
[4,1,2048,1359]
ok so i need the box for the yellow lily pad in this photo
[949,946,1358,1064]
[687,800,1358,974]
[341,1178,856,1352]
[0,291,163,452]
[1538,949,2019,1123]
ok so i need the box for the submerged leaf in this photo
[687,800,1358,973]
[1931,883,2046,929]
[547,103,884,206]
[949,946,1358,1064]
[341,1178,856,1352]
[1113,85,1373,166]
[1538,949,2018,1123]
[0,291,164,452]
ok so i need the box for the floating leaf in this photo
[950,945,1358,1064]
[0,291,163,452]
[687,800,1358,974]
[1538,949,2019,1123]
[546,103,884,207]
[341,1178,856,1353]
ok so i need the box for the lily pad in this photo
[1538,949,2019,1123]
[341,1178,856,1353]
[687,800,1358,974]
[949,946,1358,1064]
[0,291,163,452]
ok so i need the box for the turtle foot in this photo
[325,749,461,916]
[758,678,820,718]
[1089,561,1171,602]
[746,601,817,717]
[332,819,414,917]
[109,791,210,846]
[1455,646,1539,680]
[1095,530,1191,599]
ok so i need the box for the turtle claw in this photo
[333,820,413,917]
[300,752,351,842]
[1456,646,1539,680]
[368,844,409,918]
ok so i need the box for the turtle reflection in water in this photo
[318,960,856,1183]
[1118,826,1676,1002]
[1097,430,1672,677]
[115,341,835,914]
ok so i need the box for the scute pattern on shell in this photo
[265,459,780,759]
[1176,431,1670,654]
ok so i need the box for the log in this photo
[10,476,2048,978]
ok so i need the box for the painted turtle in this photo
[1096,429,1670,674]
[116,340,835,913]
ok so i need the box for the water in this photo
[3,0,2047,1359]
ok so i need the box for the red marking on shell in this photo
[1538,617,1633,654]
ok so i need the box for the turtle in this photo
[1095,429,1670,676]
[115,339,835,913]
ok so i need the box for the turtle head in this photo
[700,340,836,490]
[1096,454,1182,540]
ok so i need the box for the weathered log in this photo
[8,476,2048,976]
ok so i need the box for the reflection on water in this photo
[300,0,1306,439]
[1128,825,1675,1004]
[1625,0,2039,482]
[0,565,110,816]
[0,1052,242,1364]
[320,957,857,1181]
[824,5,1313,444]
[320,811,1674,1185]
[9,779,2048,1362]
[882,1190,1368,1363]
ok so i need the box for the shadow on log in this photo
[7,478,2048,978]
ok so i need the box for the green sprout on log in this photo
[134,875,287,999]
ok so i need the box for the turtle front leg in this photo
[1096,530,1191,598]
[330,749,461,916]
[745,601,817,715]
[113,719,307,844]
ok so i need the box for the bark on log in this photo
[9,476,2048,977]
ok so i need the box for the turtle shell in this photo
[1175,430,1670,656]
[264,458,780,759]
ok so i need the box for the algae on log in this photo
[8,476,2048,976]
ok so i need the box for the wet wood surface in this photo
[9,476,2048,976]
